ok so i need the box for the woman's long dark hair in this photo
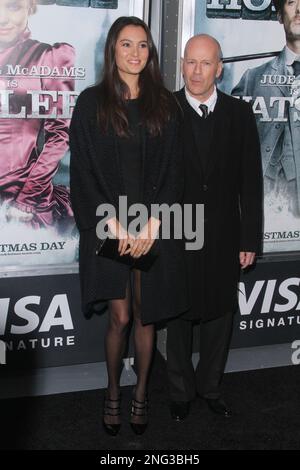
[97,16,174,137]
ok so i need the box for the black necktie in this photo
[292,60,300,77]
[199,104,209,119]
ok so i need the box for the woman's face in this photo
[0,0,31,50]
[114,25,149,82]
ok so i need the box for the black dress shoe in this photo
[204,398,232,418]
[169,401,190,421]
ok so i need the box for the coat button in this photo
[203,184,208,191]
[266,146,271,152]
[153,185,157,190]
[275,124,281,129]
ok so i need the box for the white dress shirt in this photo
[184,85,218,118]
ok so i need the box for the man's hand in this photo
[6,206,34,223]
[130,217,161,259]
[240,251,256,269]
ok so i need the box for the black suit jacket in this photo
[69,86,189,323]
[175,88,263,321]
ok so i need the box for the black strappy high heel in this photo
[130,393,148,435]
[103,392,121,436]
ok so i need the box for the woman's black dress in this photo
[117,99,142,221]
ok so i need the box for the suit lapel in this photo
[176,89,205,180]
[205,90,230,179]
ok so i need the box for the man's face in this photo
[279,0,300,41]
[0,0,30,50]
[182,36,223,102]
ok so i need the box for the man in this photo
[167,34,263,421]
[232,0,300,218]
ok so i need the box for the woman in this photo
[0,0,74,228]
[69,16,189,436]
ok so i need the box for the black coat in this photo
[175,88,263,321]
[69,86,189,324]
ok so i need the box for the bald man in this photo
[167,35,263,421]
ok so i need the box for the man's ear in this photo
[180,57,184,75]
[216,61,223,79]
[277,11,283,25]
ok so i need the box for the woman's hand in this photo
[106,217,135,256]
[6,206,34,223]
[130,217,161,259]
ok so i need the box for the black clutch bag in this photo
[95,237,159,272]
